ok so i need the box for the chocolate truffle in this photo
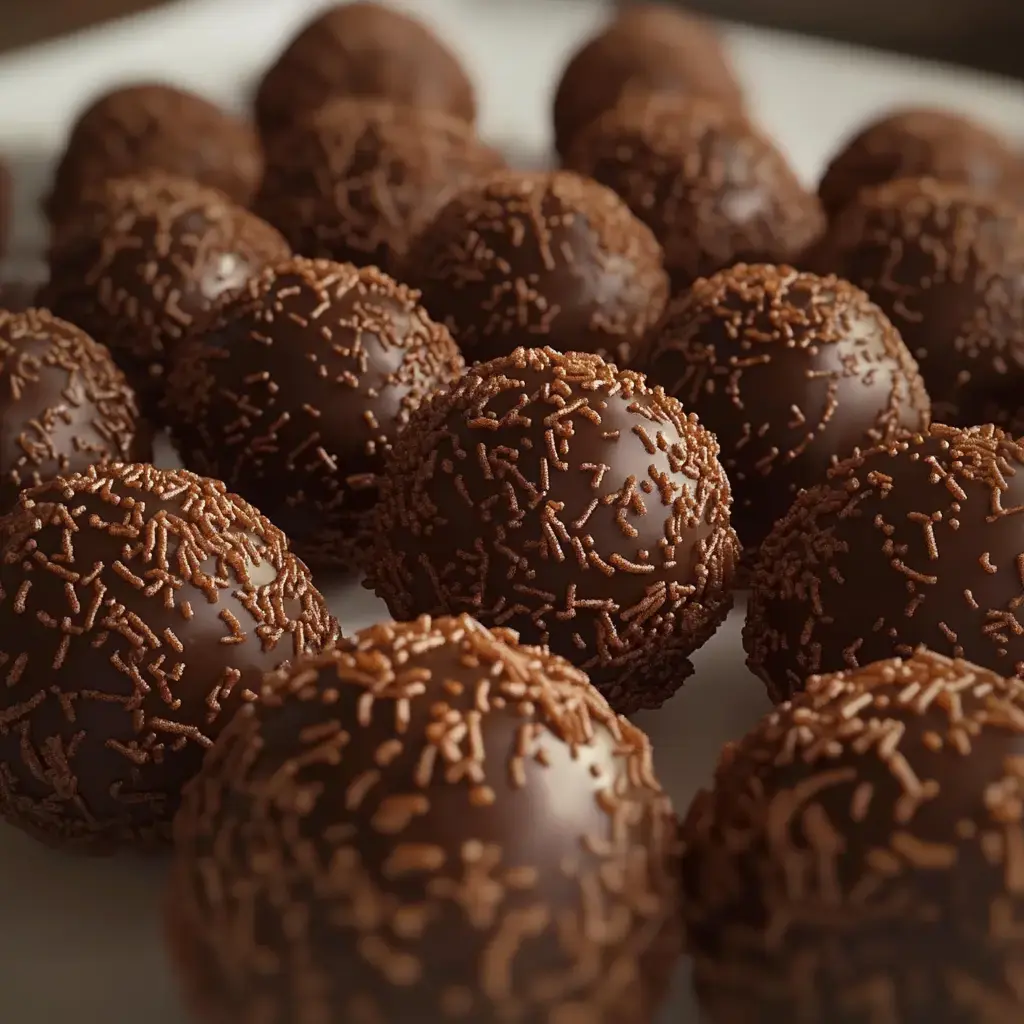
[0,463,337,850]
[367,346,739,713]
[0,156,10,261]
[167,614,681,1024]
[565,92,824,289]
[402,169,669,366]
[809,177,1024,432]
[255,2,475,140]
[0,308,149,511]
[641,264,931,555]
[553,3,743,159]
[254,97,503,272]
[819,107,1023,220]
[46,82,262,225]
[165,258,464,572]
[745,423,1024,704]
[44,172,290,418]
[682,650,1024,1024]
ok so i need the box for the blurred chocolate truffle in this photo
[254,97,503,272]
[368,346,739,713]
[168,614,681,1024]
[402,169,669,366]
[0,463,337,850]
[553,3,742,159]
[565,92,824,288]
[44,172,290,418]
[641,264,930,555]
[0,157,10,260]
[810,177,1024,431]
[166,257,464,572]
[683,650,1024,1024]
[255,2,475,140]
[46,82,262,225]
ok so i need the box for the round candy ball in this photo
[683,650,1024,1024]
[167,614,681,1024]
[564,92,825,289]
[44,172,290,418]
[641,264,931,555]
[368,346,739,713]
[745,423,1024,703]
[0,463,338,850]
[254,97,503,272]
[45,82,262,226]
[166,257,464,572]
[810,177,1024,432]
[402,169,669,367]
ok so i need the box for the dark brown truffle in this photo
[167,614,681,1024]
[402,169,669,367]
[367,346,739,713]
[809,177,1024,432]
[254,97,503,272]
[0,157,10,261]
[641,264,931,555]
[682,650,1024,1024]
[255,2,476,141]
[745,423,1024,703]
[553,2,743,159]
[165,257,464,572]
[44,172,290,418]
[565,92,825,289]
[819,107,1023,221]
[0,463,337,850]
[46,82,262,225]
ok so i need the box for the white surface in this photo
[0,2,1023,1023]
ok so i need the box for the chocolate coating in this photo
[166,258,464,572]
[683,650,1024,1024]
[642,264,931,554]
[402,169,669,367]
[746,423,1024,703]
[809,177,1024,432]
[167,614,681,1024]
[255,2,475,140]
[46,82,262,225]
[254,98,503,272]
[0,463,337,850]
[565,92,825,289]
[368,346,739,713]
[44,172,290,418]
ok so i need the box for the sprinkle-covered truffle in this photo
[402,169,669,367]
[167,614,681,1024]
[166,257,464,572]
[565,92,825,289]
[745,423,1024,703]
[0,463,337,850]
[368,346,739,713]
[641,264,931,555]
[683,650,1024,1024]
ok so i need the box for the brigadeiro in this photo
[745,423,1024,704]
[166,614,681,1024]
[552,2,743,159]
[45,82,263,226]
[0,463,337,850]
[401,169,669,366]
[641,264,931,556]
[809,177,1024,431]
[0,309,150,511]
[165,257,464,572]
[254,2,475,141]
[565,92,825,289]
[253,97,503,272]
[367,346,739,714]
[44,172,290,418]
[683,650,1024,1024]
